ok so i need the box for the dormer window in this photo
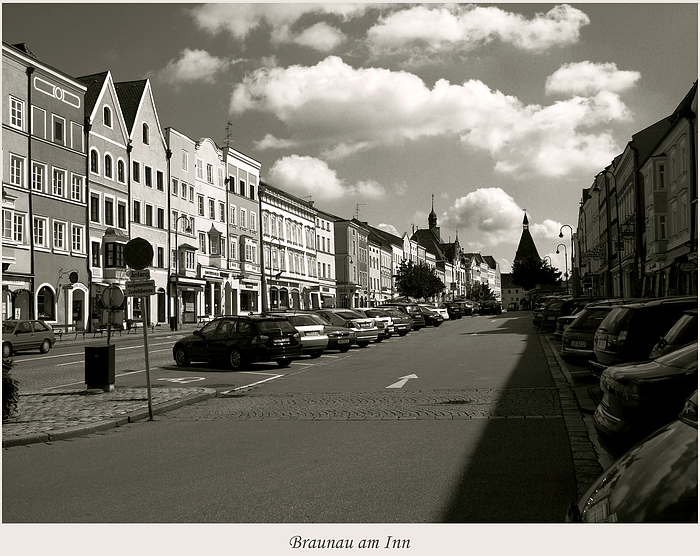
[103,106,112,127]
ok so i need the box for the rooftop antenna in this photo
[224,122,234,149]
[355,203,365,219]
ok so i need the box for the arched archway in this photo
[36,285,56,321]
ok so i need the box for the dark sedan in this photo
[173,315,303,369]
[594,342,698,455]
[418,305,444,327]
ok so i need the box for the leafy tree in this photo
[465,282,496,301]
[511,254,561,291]
[395,260,445,300]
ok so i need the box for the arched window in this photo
[103,106,112,127]
[37,286,55,320]
[104,155,113,179]
[142,123,149,145]
[117,160,125,183]
[90,149,99,174]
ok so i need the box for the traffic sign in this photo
[124,238,153,270]
[103,285,125,308]
[128,269,151,280]
[125,280,156,297]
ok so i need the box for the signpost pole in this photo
[141,295,154,420]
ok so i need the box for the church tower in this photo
[514,212,540,262]
[428,194,439,235]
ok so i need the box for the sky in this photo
[3,2,697,274]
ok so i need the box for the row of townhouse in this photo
[2,42,501,332]
[576,81,698,299]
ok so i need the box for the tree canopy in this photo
[511,254,562,291]
[394,260,445,300]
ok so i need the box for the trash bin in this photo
[169,316,177,331]
[85,344,115,392]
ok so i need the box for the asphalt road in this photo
[3,313,576,525]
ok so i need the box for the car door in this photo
[208,318,238,361]
[188,319,221,362]
[14,321,35,351]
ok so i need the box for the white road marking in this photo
[386,374,418,389]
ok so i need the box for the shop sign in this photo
[203,269,220,278]
[680,261,697,272]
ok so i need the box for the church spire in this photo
[428,194,437,229]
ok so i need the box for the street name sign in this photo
[125,280,156,297]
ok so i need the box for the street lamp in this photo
[559,223,575,295]
[543,256,551,265]
[556,243,569,293]
[172,215,192,331]
[593,169,624,297]
[343,254,353,307]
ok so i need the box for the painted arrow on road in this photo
[386,374,418,389]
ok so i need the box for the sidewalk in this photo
[3,322,214,448]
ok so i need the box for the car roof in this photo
[614,296,698,310]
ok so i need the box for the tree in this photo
[465,282,496,301]
[394,260,445,300]
[511,254,561,291]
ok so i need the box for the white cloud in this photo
[366,4,590,55]
[232,56,628,177]
[293,22,346,52]
[254,134,300,151]
[377,223,399,236]
[546,62,641,96]
[158,49,233,84]
[265,155,386,202]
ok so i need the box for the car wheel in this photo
[2,342,12,358]
[39,339,51,354]
[399,331,408,337]
[309,350,323,358]
[228,348,244,370]
[174,347,190,367]
[339,346,351,353]
[374,337,383,343]
[357,341,370,348]
[277,359,292,367]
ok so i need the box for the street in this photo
[3,312,581,526]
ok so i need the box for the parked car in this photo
[560,299,638,361]
[300,313,355,352]
[455,300,475,316]
[649,309,697,359]
[532,295,559,327]
[381,307,413,336]
[538,295,574,332]
[478,300,502,315]
[2,319,56,357]
[444,302,463,320]
[567,390,697,523]
[594,342,698,455]
[173,315,303,369]
[418,305,444,327]
[265,312,329,358]
[379,302,426,331]
[354,308,393,341]
[553,297,628,341]
[421,303,449,320]
[590,296,698,376]
[313,308,379,347]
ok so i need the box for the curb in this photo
[2,388,218,448]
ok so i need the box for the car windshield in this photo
[655,342,698,369]
[662,314,698,346]
[384,309,404,318]
[335,311,361,320]
[365,310,388,317]
[3,321,17,333]
[598,307,633,333]
[569,308,614,331]
[257,319,297,333]
[288,315,321,327]
[305,314,330,326]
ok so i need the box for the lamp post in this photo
[559,224,575,294]
[556,244,569,293]
[543,256,551,266]
[172,215,192,331]
[343,254,353,307]
[593,169,624,297]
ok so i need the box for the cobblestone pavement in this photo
[167,388,562,421]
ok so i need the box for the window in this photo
[53,115,65,145]
[219,202,225,223]
[5,212,25,243]
[53,169,66,197]
[230,205,236,226]
[172,178,178,196]
[189,185,194,202]
[181,181,187,199]
[145,166,152,187]
[196,158,203,180]
[132,161,140,183]
[104,155,113,179]
[90,150,99,174]
[53,220,66,250]
[250,184,255,200]
[142,123,149,144]
[198,195,205,216]
[32,106,46,138]
[207,163,213,183]
[658,215,666,240]
[90,194,100,222]
[156,170,164,191]
[145,204,153,226]
[157,207,165,229]
[157,246,164,268]
[117,160,125,183]
[209,198,215,219]
[103,106,112,127]
[230,236,237,260]
[105,198,114,226]
[218,167,224,187]
[172,211,178,230]
[250,212,256,232]
[199,232,207,254]
[71,175,83,202]
[228,175,236,191]
[10,97,24,130]
[71,225,84,253]
[105,242,125,267]
[91,241,100,267]
[32,163,45,192]
[117,202,127,228]
[209,235,218,255]
[185,250,195,270]
[240,179,246,195]
[10,155,24,187]
[240,208,246,229]
[182,150,188,171]
[133,200,141,224]
[220,237,226,257]
[33,217,47,247]
[659,163,666,189]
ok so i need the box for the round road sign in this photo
[124,238,154,270]
[102,285,125,309]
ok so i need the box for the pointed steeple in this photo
[514,212,540,262]
[428,194,437,229]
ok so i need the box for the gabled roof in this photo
[411,227,445,260]
[11,43,39,60]
[483,255,498,269]
[114,80,147,133]
[369,226,403,248]
[76,72,109,116]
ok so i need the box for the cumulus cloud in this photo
[255,134,300,150]
[366,4,590,55]
[233,56,628,177]
[546,61,641,96]
[377,223,399,236]
[266,155,386,202]
[158,48,233,84]
[293,22,346,52]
